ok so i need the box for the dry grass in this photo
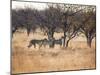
[12,30,96,74]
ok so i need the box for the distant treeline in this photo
[12,4,96,48]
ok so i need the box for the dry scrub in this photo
[12,30,96,74]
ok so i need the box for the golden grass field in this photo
[12,30,96,74]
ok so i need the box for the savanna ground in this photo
[12,29,96,74]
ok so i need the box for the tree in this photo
[12,7,40,36]
[39,4,63,47]
[61,4,85,47]
[12,9,25,36]
[80,7,96,48]
[21,7,39,36]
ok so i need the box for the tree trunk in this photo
[63,31,66,47]
[47,28,55,48]
[27,28,31,36]
[66,39,70,48]
[86,33,92,48]
[87,36,92,48]
[63,22,67,47]
[26,24,31,36]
